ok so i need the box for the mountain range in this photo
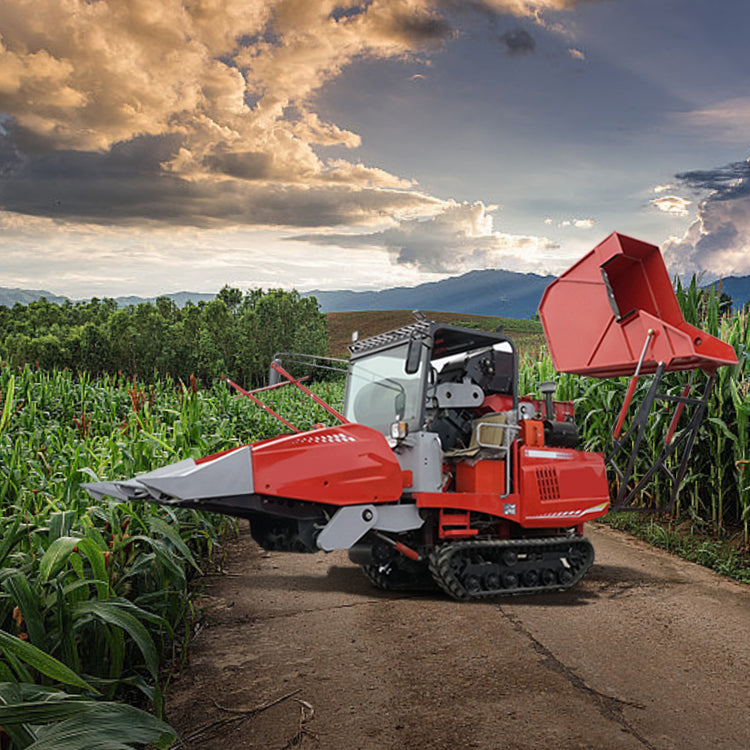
[307,268,555,318]
[1,269,749,318]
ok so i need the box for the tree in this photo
[0,287,329,384]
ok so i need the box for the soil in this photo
[165,522,750,750]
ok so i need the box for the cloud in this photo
[290,201,560,273]
[498,29,535,56]
[650,195,691,216]
[0,0,585,230]
[0,0,461,226]
[0,133,443,227]
[448,1,588,17]
[674,160,750,198]
[544,217,594,228]
[558,218,594,229]
[0,1,456,161]
[662,157,750,278]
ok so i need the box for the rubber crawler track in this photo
[361,562,437,592]
[428,537,594,600]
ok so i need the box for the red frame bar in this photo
[270,361,348,424]
[613,376,639,441]
[613,330,655,440]
[226,378,301,433]
[249,376,309,395]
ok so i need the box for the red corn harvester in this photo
[84,233,737,599]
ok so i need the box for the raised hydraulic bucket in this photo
[540,233,738,511]
[538,232,737,377]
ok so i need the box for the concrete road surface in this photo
[166,522,750,749]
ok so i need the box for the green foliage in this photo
[606,514,750,583]
[0,683,175,749]
[0,365,346,747]
[0,288,329,388]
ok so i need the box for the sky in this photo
[1,0,750,299]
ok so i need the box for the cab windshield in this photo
[344,343,425,435]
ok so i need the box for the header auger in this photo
[84,233,737,599]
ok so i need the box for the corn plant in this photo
[0,629,174,749]
[0,365,325,746]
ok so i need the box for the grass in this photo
[605,512,750,584]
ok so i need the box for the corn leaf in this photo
[0,684,175,750]
[26,701,175,750]
[0,375,15,437]
[0,630,96,692]
[71,601,160,679]
[74,538,110,600]
[48,512,76,542]
[39,537,80,583]
[2,574,46,648]
[148,516,200,571]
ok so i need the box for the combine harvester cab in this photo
[85,233,736,599]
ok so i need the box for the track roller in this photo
[428,537,594,600]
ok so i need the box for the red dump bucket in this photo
[538,233,737,377]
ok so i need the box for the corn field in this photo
[0,366,344,748]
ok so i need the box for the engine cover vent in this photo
[536,468,561,501]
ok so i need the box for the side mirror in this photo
[405,335,422,374]
[395,391,406,419]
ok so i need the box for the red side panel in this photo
[417,448,609,529]
[538,232,737,376]
[416,490,505,516]
[251,423,403,505]
[455,460,505,494]
[517,446,610,527]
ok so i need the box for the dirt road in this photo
[166,522,750,750]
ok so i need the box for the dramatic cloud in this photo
[663,158,750,278]
[0,0,584,230]
[290,201,559,273]
[0,132,440,226]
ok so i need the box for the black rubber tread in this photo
[361,564,397,590]
[361,561,438,592]
[428,537,594,600]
